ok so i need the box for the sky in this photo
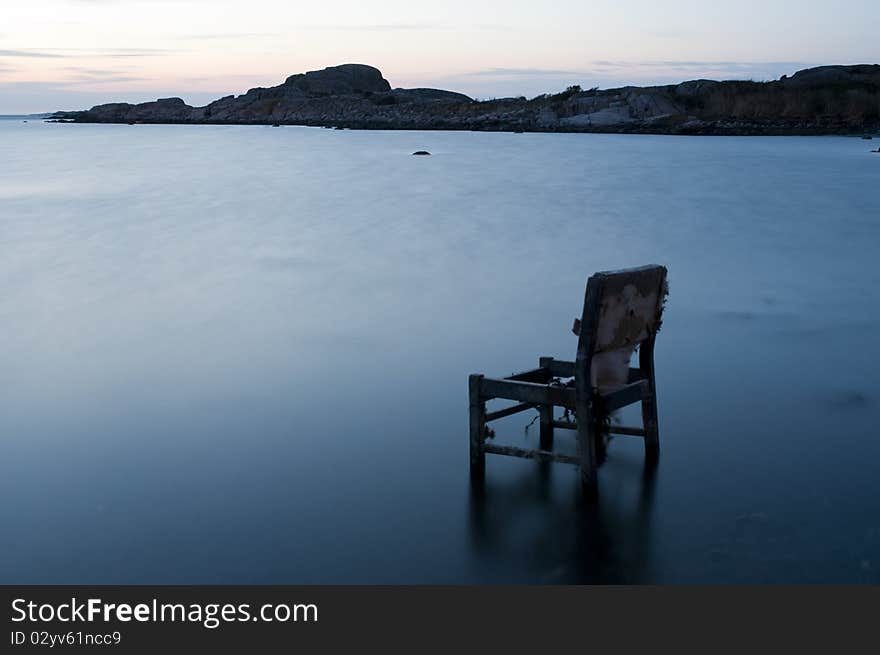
[1,0,878,113]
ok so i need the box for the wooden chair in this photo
[469,265,668,494]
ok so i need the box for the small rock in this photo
[412,150,431,156]
[735,512,769,527]
[828,390,870,410]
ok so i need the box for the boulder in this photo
[561,107,634,126]
[627,91,683,118]
[675,79,719,97]
[392,88,472,104]
[284,64,391,95]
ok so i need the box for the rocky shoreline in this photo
[50,63,880,136]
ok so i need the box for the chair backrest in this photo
[575,265,668,391]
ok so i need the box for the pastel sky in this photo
[1,0,878,113]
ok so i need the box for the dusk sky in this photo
[1,0,878,113]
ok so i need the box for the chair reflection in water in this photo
[468,265,668,495]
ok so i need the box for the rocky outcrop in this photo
[91,97,193,123]
[55,63,880,135]
[284,63,391,94]
[783,64,880,86]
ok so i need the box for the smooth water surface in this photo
[2,119,878,583]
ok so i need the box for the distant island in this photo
[51,63,880,135]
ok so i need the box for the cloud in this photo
[61,66,132,75]
[64,0,216,3]
[591,60,813,78]
[174,32,280,40]
[102,50,176,58]
[296,23,444,31]
[86,48,178,58]
[175,72,272,84]
[0,49,66,58]
[0,80,221,114]
[594,60,809,69]
[61,75,148,86]
[34,65,152,86]
[462,68,582,77]
[292,22,509,32]
[0,47,177,60]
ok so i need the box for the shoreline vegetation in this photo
[49,63,880,136]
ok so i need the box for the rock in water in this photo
[412,151,431,156]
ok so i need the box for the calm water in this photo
[1,119,878,583]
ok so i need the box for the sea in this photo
[2,118,878,583]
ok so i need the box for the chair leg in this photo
[576,402,598,496]
[469,374,486,480]
[537,357,555,452]
[641,389,660,458]
[539,404,554,451]
[639,337,660,458]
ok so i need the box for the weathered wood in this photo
[541,357,576,378]
[602,380,650,413]
[505,367,553,383]
[639,334,660,456]
[538,406,554,450]
[485,402,535,422]
[469,374,485,480]
[479,377,576,409]
[483,443,580,466]
[587,265,666,393]
[538,357,555,450]
[551,420,646,436]
[627,367,645,383]
[575,274,604,493]
[592,265,667,353]
[532,360,643,383]
[609,425,647,437]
